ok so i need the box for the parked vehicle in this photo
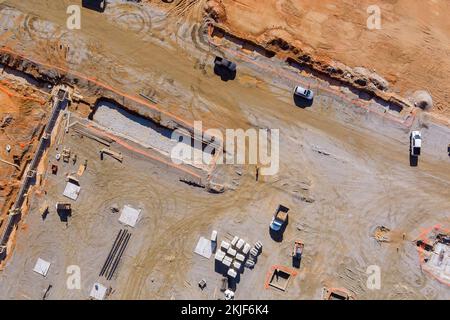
[410,131,422,156]
[269,204,289,232]
[291,240,304,268]
[293,85,314,100]
[82,0,106,12]
[214,56,237,72]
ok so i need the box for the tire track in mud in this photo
[190,22,212,54]
[335,256,368,297]
[120,195,230,298]
[276,134,398,296]
[121,171,249,298]
[106,3,153,36]
[167,0,212,55]
[19,12,101,74]
[17,5,149,87]
[67,137,181,290]
[167,0,203,18]
[22,14,59,40]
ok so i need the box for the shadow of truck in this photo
[293,93,314,108]
[214,57,237,81]
[409,154,418,167]
[214,65,236,81]
[82,0,106,12]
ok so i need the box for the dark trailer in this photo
[214,56,237,72]
[82,0,107,12]
[213,56,237,81]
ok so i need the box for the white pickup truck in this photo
[293,85,314,100]
[410,131,422,156]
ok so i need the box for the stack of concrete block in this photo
[231,236,239,247]
[227,268,237,278]
[223,256,233,267]
[211,231,218,254]
[236,239,245,251]
[250,241,263,258]
[235,253,245,263]
[215,250,226,262]
[245,259,255,269]
[211,230,218,242]
[220,236,262,277]
[242,243,251,255]
[221,241,230,251]
[244,241,263,269]
[227,247,237,257]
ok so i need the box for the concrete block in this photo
[227,268,237,278]
[222,256,233,267]
[236,239,245,251]
[245,259,255,268]
[227,247,237,257]
[221,241,230,251]
[235,253,245,262]
[231,236,239,247]
[211,230,218,242]
[215,250,226,261]
[242,243,251,255]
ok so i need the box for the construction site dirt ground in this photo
[0,1,449,299]
[212,0,450,116]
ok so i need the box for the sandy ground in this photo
[0,1,448,300]
[214,0,450,115]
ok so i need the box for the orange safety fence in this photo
[264,264,298,289]
[0,80,46,105]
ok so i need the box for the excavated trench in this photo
[91,97,218,172]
